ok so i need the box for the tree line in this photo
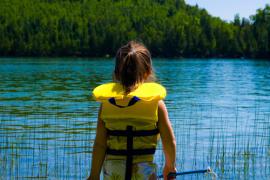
[0,0,269,58]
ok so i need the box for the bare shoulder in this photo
[158,100,168,114]
[158,100,170,125]
[157,100,175,140]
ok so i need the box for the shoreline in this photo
[0,55,269,60]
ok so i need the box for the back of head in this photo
[114,41,154,94]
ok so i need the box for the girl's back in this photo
[88,41,176,180]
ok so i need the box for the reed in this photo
[0,102,269,179]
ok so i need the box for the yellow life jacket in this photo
[93,82,166,121]
[93,82,166,179]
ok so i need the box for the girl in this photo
[88,41,176,180]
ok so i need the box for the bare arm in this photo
[158,100,177,179]
[88,105,107,180]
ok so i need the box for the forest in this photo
[0,0,269,58]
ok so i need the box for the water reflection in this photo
[0,58,270,179]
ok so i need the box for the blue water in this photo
[0,58,269,179]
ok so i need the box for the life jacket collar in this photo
[93,82,166,101]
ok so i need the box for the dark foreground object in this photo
[158,167,217,179]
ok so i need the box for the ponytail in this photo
[114,41,154,93]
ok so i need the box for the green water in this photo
[0,58,269,179]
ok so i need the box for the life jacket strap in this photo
[106,148,156,156]
[107,128,159,136]
[126,126,133,180]
[106,126,158,180]
[108,96,140,108]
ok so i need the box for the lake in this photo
[0,58,269,179]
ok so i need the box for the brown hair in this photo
[114,41,155,93]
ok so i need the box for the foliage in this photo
[0,0,269,58]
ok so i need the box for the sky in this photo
[185,0,269,21]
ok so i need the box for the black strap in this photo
[125,126,133,180]
[106,126,158,180]
[108,96,140,108]
[107,128,159,136]
[106,148,156,156]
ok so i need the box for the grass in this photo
[0,103,269,179]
